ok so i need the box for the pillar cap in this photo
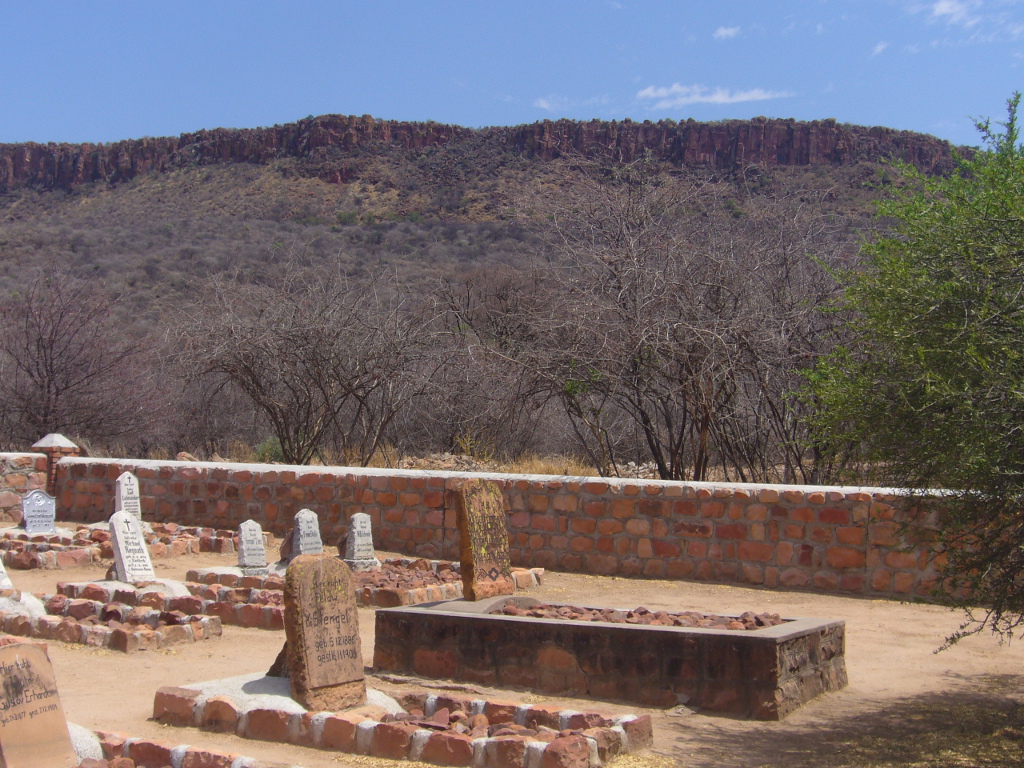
[32,433,79,450]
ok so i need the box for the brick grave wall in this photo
[52,458,941,600]
[0,453,48,523]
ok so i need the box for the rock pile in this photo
[496,603,785,630]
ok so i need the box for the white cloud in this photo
[534,94,611,113]
[872,41,890,55]
[636,83,793,109]
[931,0,981,26]
[713,25,740,39]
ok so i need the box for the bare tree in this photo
[178,270,440,466]
[0,268,162,449]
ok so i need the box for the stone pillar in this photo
[31,434,81,496]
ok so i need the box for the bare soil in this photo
[8,547,1024,768]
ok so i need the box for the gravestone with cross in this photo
[110,510,156,583]
[114,470,142,520]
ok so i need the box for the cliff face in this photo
[0,114,956,193]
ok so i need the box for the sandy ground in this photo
[6,547,1023,768]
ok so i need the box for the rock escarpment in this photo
[0,114,957,193]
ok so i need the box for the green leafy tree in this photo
[807,94,1024,643]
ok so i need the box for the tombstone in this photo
[21,490,56,535]
[109,510,156,583]
[238,519,269,575]
[114,470,142,520]
[0,556,13,590]
[342,512,381,572]
[454,479,515,600]
[291,509,324,557]
[283,553,365,710]
[0,643,78,767]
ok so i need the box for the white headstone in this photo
[238,519,268,572]
[114,471,142,520]
[343,512,381,572]
[0,557,13,590]
[292,509,323,557]
[21,490,56,535]
[110,510,156,583]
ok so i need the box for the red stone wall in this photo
[0,453,48,523]
[53,458,941,599]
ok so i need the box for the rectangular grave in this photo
[21,490,56,535]
[374,597,848,720]
[283,553,365,711]
[110,510,156,583]
[0,643,78,767]
[453,479,514,600]
[114,470,142,520]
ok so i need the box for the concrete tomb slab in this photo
[291,508,323,557]
[0,643,78,768]
[453,478,514,600]
[283,553,365,711]
[342,512,381,572]
[110,510,156,583]
[21,490,56,535]
[114,470,142,520]
[238,519,269,575]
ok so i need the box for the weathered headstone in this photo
[238,519,269,575]
[21,490,56,535]
[109,510,156,583]
[454,479,515,600]
[283,553,365,710]
[114,470,142,520]
[342,512,381,572]
[0,643,78,768]
[291,508,323,557]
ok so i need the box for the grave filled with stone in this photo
[495,602,787,630]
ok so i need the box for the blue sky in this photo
[1,1,1021,147]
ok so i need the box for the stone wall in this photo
[0,453,48,523]
[52,458,941,599]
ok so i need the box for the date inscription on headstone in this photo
[21,490,56,535]
[114,471,142,520]
[454,479,515,600]
[291,508,324,557]
[283,554,365,710]
[110,510,156,583]
[0,643,78,768]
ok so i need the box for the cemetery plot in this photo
[153,677,653,768]
[0,589,223,652]
[374,596,848,720]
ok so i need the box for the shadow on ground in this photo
[652,674,1024,768]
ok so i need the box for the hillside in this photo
[0,114,957,317]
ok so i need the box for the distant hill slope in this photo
[0,115,958,193]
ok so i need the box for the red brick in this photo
[542,735,590,768]
[245,708,292,742]
[320,712,366,750]
[491,736,529,768]
[181,749,239,768]
[153,686,199,725]
[372,722,419,759]
[737,541,773,562]
[819,507,851,524]
[715,523,746,539]
[422,731,475,766]
[127,739,175,767]
[202,695,239,732]
[621,714,653,749]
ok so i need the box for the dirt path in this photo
[7,549,1023,768]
